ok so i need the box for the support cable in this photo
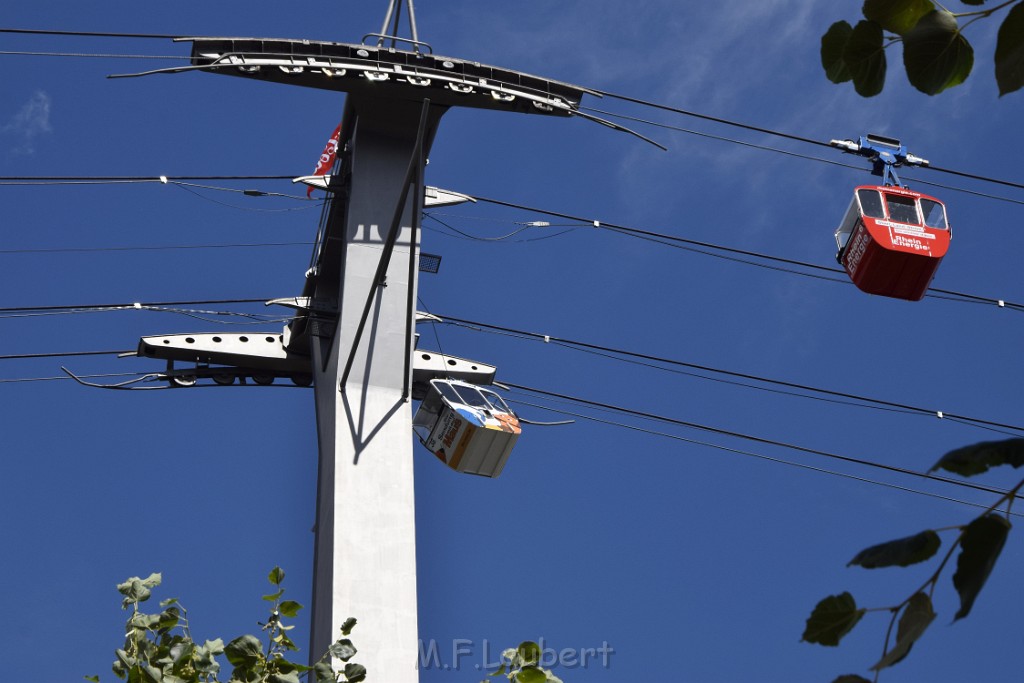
[1,305,1018,436]
[0,298,272,313]
[594,88,1024,192]
[582,105,858,169]
[0,28,183,39]
[581,106,1024,207]
[0,50,185,59]
[0,350,130,360]
[2,29,1023,191]
[439,315,1024,435]
[465,194,1024,311]
[509,397,1024,517]
[594,88,836,149]
[0,175,298,183]
[503,381,1024,502]
[0,343,1016,508]
[0,345,1015,510]
[0,242,312,256]
[0,371,148,385]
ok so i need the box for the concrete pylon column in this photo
[308,95,446,683]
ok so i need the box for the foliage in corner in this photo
[821,0,1024,96]
[801,438,1024,681]
[480,641,565,683]
[97,567,365,683]
[95,569,557,683]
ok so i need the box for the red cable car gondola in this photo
[830,134,951,301]
[834,185,951,301]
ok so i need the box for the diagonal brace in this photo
[339,98,431,397]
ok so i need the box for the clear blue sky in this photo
[3,2,1024,682]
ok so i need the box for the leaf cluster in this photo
[95,567,366,683]
[801,438,1024,681]
[479,641,564,683]
[821,0,1024,96]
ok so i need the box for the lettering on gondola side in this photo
[440,412,463,449]
[891,233,930,253]
[844,226,870,274]
[426,410,465,458]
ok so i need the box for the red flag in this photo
[307,123,342,197]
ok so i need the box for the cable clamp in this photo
[998,300,1005,307]
[904,153,929,167]
[829,139,859,153]
[543,335,550,343]
[593,220,600,228]
[133,302,142,309]
[159,175,168,184]
[936,411,944,419]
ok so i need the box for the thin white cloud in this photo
[2,90,52,155]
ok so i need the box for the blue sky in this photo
[3,2,1024,682]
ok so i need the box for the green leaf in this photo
[953,514,1011,620]
[169,641,193,668]
[862,0,935,35]
[262,589,285,602]
[268,567,285,586]
[996,3,1024,95]
[343,663,367,683]
[129,612,162,631]
[194,640,222,676]
[313,661,335,683]
[278,600,303,618]
[202,638,224,655]
[802,592,866,646]
[140,665,163,683]
[158,598,178,608]
[488,663,508,678]
[903,10,974,94]
[329,638,358,662]
[85,676,100,682]
[157,606,180,631]
[517,641,541,666]
[822,21,854,83]
[115,650,135,670]
[848,530,941,568]
[224,634,264,667]
[501,648,519,667]
[930,438,1024,476]
[844,20,888,96]
[340,617,357,636]
[515,667,547,683]
[117,578,154,608]
[273,660,310,674]
[269,674,301,683]
[280,633,299,652]
[870,592,936,671]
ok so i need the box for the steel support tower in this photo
[178,9,590,679]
